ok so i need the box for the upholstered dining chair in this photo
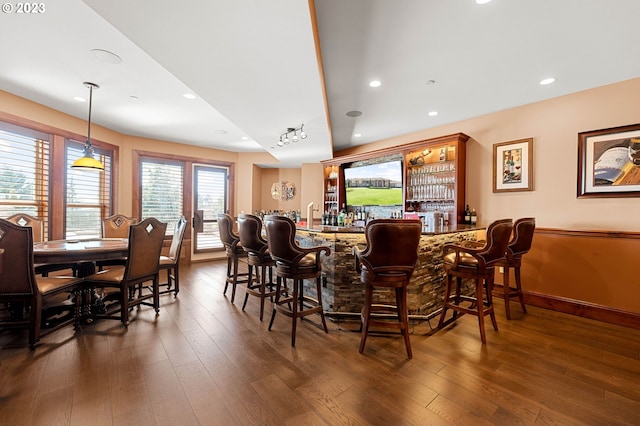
[237,213,277,321]
[264,214,331,347]
[0,218,83,348]
[438,218,513,343]
[6,213,77,277]
[84,217,167,326]
[496,217,536,319]
[217,213,250,303]
[97,214,138,271]
[159,216,187,297]
[353,219,422,359]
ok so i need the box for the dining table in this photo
[33,237,129,278]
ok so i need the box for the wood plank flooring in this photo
[1,260,640,425]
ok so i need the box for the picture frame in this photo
[493,138,533,193]
[577,123,640,198]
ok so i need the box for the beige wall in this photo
[336,77,640,232]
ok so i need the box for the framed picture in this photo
[578,123,640,198]
[493,138,533,193]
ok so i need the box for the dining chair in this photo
[496,217,536,319]
[6,213,77,277]
[159,216,187,297]
[237,213,277,321]
[438,218,514,343]
[84,217,167,326]
[353,219,422,359]
[264,214,331,347]
[0,218,83,348]
[97,214,138,270]
[217,213,250,303]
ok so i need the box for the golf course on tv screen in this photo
[344,160,403,206]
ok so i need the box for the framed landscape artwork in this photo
[577,123,640,198]
[493,138,533,193]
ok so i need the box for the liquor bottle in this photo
[464,204,471,224]
[470,208,477,225]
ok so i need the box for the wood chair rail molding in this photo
[320,132,470,166]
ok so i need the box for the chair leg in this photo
[514,265,527,314]
[242,265,254,312]
[315,276,328,333]
[476,278,487,344]
[438,273,453,329]
[291,278,299,347]
[230,255,239,304]
[268,276,281,331]
[397,285,412,359]
[29,298,42,349]
[223,256,232,296]
[153,276,160,316]
[359,284,373,354]
[503,264,512,320]
[486,275,498,331]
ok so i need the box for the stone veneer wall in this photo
[295,229,479,316]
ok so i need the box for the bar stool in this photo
[217,213,250,303]
[353,219,422,359]
[438,218,513,344]
[237,213,277,321]
[496,217,536,319]
[264,214,330,347]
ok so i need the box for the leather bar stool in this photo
[353,219,422,359]
[496,217,535,319]
[264,214,330,347]
[217,213,250,304]
[438,218,513,344]
[237,213,277,321]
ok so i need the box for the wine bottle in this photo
[464,204,471,224]
[470,208,477,225]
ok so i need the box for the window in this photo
[0,122,50,232]
[65,139,113,239]
[140,158,184,235]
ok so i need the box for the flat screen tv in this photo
[344,160,403,206]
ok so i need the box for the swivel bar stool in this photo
[237,213,277,321]
[264,214,330,347]
[438,218,513,343]
[217,213,250,304]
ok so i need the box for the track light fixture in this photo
[276,124,307,147]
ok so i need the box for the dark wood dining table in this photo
[33,238,128,277]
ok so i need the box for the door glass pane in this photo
[141,159,184,235]
[194,166,227,251]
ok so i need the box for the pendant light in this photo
[72,81,104,171]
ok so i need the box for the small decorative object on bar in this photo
[577,123,640,198]
[409,148,431,165]
[276,124,307,147]
[72,82,105,171]
[271,181,296,201]
[493,137,533,193]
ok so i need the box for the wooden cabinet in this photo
[404,134,468,225]
[321,133,469,225]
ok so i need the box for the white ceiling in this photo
[1,0,639,167]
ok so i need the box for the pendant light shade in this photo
[72,82,104,171]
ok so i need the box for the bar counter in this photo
[294,224,484,317]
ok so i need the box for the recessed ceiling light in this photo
[91,49,123,64]
[428,111,439,117]
[346,110,362,117]
[241,136,249,141]
[130,96,139,101]
[425,79,436,85]
[369,80,382,88]
[354,133,362,138]
[539,77,557,85]
[475,0,492,4]
[183,93,196,99]
[215,129,228,135]
[74,96,86,102]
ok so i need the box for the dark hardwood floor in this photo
[1,260,640,425]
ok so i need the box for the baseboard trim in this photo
[523,291,640,329]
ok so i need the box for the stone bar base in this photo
[295,226,481,317]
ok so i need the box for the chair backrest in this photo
[6,213,44,243]
[123,217,167,282]
[167,216,187,260]
[237,213,267,255]
[217,213,239,249]
[0,218,38,297]
[263,215,301,264]
[102,214,138,238]
[479,218,514,267]
[358,219,423,276]
[508,217,536,258]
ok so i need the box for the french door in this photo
[192,164,229,258]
